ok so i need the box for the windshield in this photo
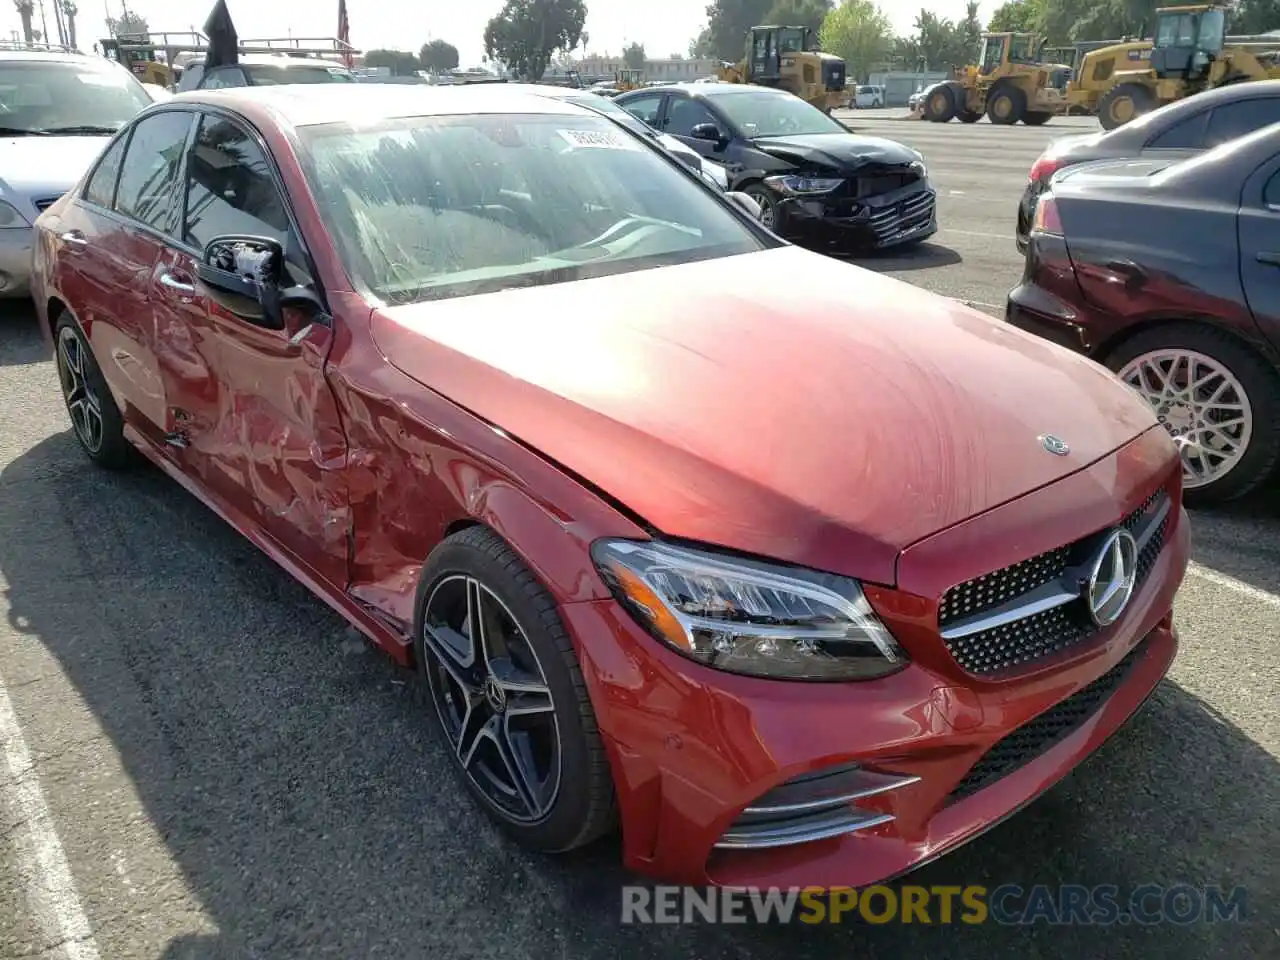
[0,60,152,135]
[711,90,845,138]
[1197,9,1226,52]
[244,64,355,85]
[298,113,765,305]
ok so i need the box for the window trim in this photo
[80,125,134,211]
[76,103,331,321]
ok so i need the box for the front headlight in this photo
[764,174,844,196]
[591,539,907,681]
[911,158,929,179]
[0,200,32,229]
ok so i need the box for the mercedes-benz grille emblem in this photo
[1039,434,1070,456]
[1085,529,1138,627]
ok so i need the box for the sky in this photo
[2,1,997,67]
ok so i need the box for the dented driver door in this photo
[159,111,350,588]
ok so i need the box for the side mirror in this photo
[690,122,728,147]
[196,235,323,330]
[724,191,763,220]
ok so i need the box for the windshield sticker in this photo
[557,128,640,151]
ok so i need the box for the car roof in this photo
[1108,78,1280,143]
[0,50,123,67]
[626,82,790,99]
[171,83,600,128]
[187,54,347,68]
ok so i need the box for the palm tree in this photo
[61,1,77,50]
[14,1,35,45]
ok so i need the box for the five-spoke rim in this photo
[55,325,104,454]
[421,575,561,824]
[1118,348,1253,488]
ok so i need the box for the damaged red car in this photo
[32,85,1190,890]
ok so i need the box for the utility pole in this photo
[38,0,50,45]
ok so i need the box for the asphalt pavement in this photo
[0,110,1277,959]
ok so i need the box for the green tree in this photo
[689,26,714,58]
[419,39,460,72]
[819,0,893,81]
[364,48,421,75]
[704,0,774,62]
[1040,0,1158,45]
[623,41,646,69]
[913,9,971,70]
[960,0,984,49]
[765,0,833,33]
[106,10,148,38]
[988,0,1046,34]
[483,0,587,80]
[1231,0,1280,33]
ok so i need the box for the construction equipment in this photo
[1068,4,1280,129]
[97,30,360,90]
[614,68,645,92]
[919,32,1073,125]
[716,25,847,113]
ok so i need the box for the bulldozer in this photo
[716,25,848,112]
[1068,4,1280,129]
[614,68,645,92]
[100,34,175,87]
[919,32,1073,125]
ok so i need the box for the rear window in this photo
[244,64,355,85]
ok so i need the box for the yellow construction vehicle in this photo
[919,32,1073,125]
[716,25,848,112]
[614,68,645,92]
[1068,4,1280,129]
[100,34,175,86]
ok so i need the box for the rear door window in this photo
[1204,98,1280,147]
[1146,109,1210,149]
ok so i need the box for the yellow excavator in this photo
[919,32,1073,125]
[99,33,175,86]
[717,25,848,112]
[1067,4,1280,129]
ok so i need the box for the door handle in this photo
[58,229,88,249]
[1257,251,1280,268]
[158,271,196,295]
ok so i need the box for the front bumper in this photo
[564,430,1189,888]
[0,227,35,298]
[774,183,938,252]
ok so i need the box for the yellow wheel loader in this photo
[716,25,848,113]
[920,32,1073,125]
[1068,4,1280,129]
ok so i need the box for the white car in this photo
[851,84,884,109]
[0,50,153,298]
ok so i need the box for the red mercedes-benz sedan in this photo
[30,84,1189,890]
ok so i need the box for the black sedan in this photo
[1007,124,1280,504]
[615,83,936,251]
[1016,79,1280,252]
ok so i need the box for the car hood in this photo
[0,135,110,204]
[749,133,921,173]
[371,246,1157,585]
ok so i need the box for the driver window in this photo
[1265,170,1280,208]
[665,99,719,138]
[184,114,290,251]
[621,94,663,128]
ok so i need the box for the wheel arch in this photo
[1091,313,1280,368]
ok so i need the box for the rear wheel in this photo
[1023,111,1052,126]
[1106,324,1280,505]
[923,85,956,122]
[53,312,133,469]
[1098,82,1155,131]
[986,85,1026,125]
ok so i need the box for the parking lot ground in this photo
[0,112,1278,958]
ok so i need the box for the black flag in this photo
[203,0,239,69]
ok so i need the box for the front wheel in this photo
[741,182,779,232]
[1107,325,1280,505]
[923,86,956,122]
[414,526,616,852]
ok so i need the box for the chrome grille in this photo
[937,489,1170,676]
[867,190,935,244]
[947,637,1147,802]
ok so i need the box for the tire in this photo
[1023,111,1052,126]
[741,181,779,232]
[986,84,1026,125]
[413,525,616,852]
[922,85,956,122]
[52,311,134,470]
[1098,82,1155,131]
[1105,324,1280,505]
[957,109,982,123]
